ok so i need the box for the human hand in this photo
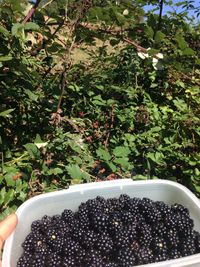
[0,214,18,267]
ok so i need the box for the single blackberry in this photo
[74,247,87,265]
[164,213,177,231]
[142,197,154,205]
[180,238,196,256]
[106,198,121,212]
[62,256,76,267]
[108,212,123,235]
[117,248,136,267]
[172,203,189,216]
[165,230,179,248]
[31,253,45,267]
[61,209,75,223]
[170,249,182,259]
[194,230,200,253]
[61,212,75,229]
[155,202,172,218]
[91,212,109,232]
[81,229,97,248]
[140,203,162,223]
[119,194,131,209]
[63,237,81,257]
[45,252,62,267]
[96,196,106,205]
[151,236,168,254]
[77,214,90,230]
[120,211,134,225]
[86,198,103,214]
[70,224,85,241]
[84,249,103,266]
[89,256,104,267]
[136,247,154,265]
[130,240,140,252]
[22,233,35,253]
[45,228,64,252]
[152,223,168,238]
[104,261,119,267]
[125,224,137,242]
[40,215,52,232]
[176,214,194,234]
[114,229,131,249]
[17,253,32,267]
[154,252,169,262]
[95,233,113,254]
[138,222,153,247]
[31,220,42,233]
[123,198,140,216]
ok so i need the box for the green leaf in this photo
[145,26,154,39]
[113,157,131,170]
[0,187,6,205]
[96,148,111,161]
[175,34,187,50]
[0,25,9,36]
[66,164,82,180]
[182,48,195,56]
[173,98,188,112]
[0,55,13,62]
[25,89,39,101]
[0,109,15,117]
[4,189,15,206]
[24,22,40,31]
[47,167,63,175]
[146,151,164,165]
[24,143,40,158]
[11,23,24,37]
[154,31,166,43]
[113,146,130,157]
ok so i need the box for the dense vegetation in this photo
[0,0,200,220]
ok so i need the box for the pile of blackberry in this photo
[17,195,200,267]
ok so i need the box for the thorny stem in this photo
[153,0,164,39]
[23,0,42,23]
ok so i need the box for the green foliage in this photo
[0,0,200,218]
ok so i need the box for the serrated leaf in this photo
[175,34,187,50]
[24,22,39,31]
[113,146,130,157]
[48,168,63,175]
[0,25,9,36]
[145,26,154,39]
[0,109,15,117]
[182,47,195,56]
[0,55,13,62]
[11,23,24,37]
[66,164,82,179]
[96,148,111,161]
[25,89,39,101]
[154,31,166,43]
[24,143,40,158]
[4,189,15,206]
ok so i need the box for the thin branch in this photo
[153,0,164,39]
[104,104,115,149]
[23,0,42,23]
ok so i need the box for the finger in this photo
[0,214,18,250]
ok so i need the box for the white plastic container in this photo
[2,179,200,267]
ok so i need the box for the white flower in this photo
[137,52,149,59]
[76,138,84,149]
[123,9,129,16]
[152,57,164,70]
[138,49,164,71]
[35,142,48,149]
